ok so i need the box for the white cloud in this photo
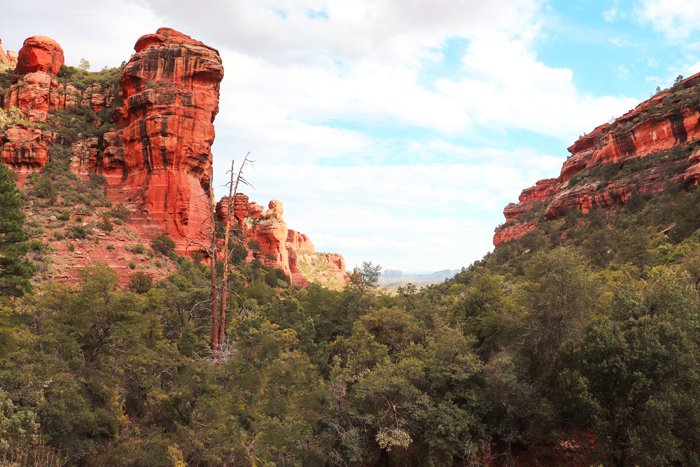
[603,7,618,22]
[2,1,161,69]
[435,35,638,141]
[5,0,644,271]
[140,0,543,65]
[609,37,630,47]
[636,0,700,41]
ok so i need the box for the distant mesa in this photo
[380,269,458,282]
[382,269,403,278]
[0,38,11,66]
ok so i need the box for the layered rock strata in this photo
[495,72,700,247]
[1,30,347,287]
[104,27,224,251]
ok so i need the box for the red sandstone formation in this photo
[494,71,700,246]
[6,51,18,66]
[0,30,347,287]
[287,229,315,254]
[102,27,224,252]
[13,36,64,78]
[215,194,347,287]
[493,222,538,248]
[0,124,52,181]
[0,39,9,65]
[4,35,65,122]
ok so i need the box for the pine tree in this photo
[0,164,34,296]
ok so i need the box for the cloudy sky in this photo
[4,0,700,272]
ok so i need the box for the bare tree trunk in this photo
[220,153,251,344]
[210,178,219,358]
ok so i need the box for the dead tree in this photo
[219,153,252,345]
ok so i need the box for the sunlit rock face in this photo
[494,72,700,246]
[4,36,65,123]
[105,27,224,252]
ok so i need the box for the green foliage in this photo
[554,317,700,466]
[106,203,130,220]
[33,177,58,205]
[151,234,176,256]
[128,271,153,294]
[0,165,34,296]
[65,225,88,239]
[349,260,382,296]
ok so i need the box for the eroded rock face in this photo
[4,36,66,123]
[493,222,538,248]
[13,36,64,78]
[0,124,52,179]
[215,194,346,286]
[494,71,700,247]
[1,30,346,287]
[103,27,224,251]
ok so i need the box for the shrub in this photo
[128,261,136,270]
[128,271,153,294]
[34,177,57,205]
[106,244,115,250]
[99,219,113,232]
[66,226,88,239]
[29,240,46,252]
[58,211,71,221]
[106,204,130,220]
[134,243,145,254]
[151,234,176,256]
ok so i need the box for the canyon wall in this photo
[0,30,347,286]
[494,72,700,247]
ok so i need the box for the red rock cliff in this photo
[495,72,700,247]
[102,27,224,252]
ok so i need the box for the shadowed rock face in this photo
[494,71,700,247]
[104,27,224,251]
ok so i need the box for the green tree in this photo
[0,164,34,296]
[151,233,176,256]
[349,261,381,297]
[554,318,700,467]
[517,248,599,373]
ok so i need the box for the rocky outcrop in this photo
[215,194,347,287]
[100,27,223,252]
[3,36,65,123]
[287,229,315,254]
[13,36,64,78]
[494,72,700,246]
[383,270,403,278]
[0,39,10,66]
[0,30,346,287]
[0,124,52,179]
[493,222,538,248]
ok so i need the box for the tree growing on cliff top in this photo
[0,164,34,296]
